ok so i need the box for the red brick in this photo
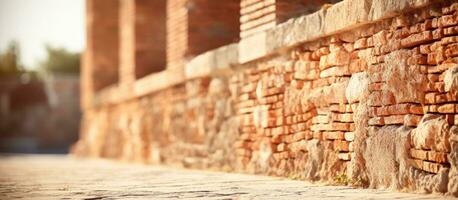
[319,49,350,70]
[428,151,449,164]
[423,161,445,174]
[408,104,423,114]
[323,131,345,140]
[400,31,433,48]
[445,44,458,58]
[333,140,350,152]
[439,13,458,27]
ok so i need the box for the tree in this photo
[40,45,80,74]
[0,41,24,76]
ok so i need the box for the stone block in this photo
[411,114,451,152]
[338,152,351,161]
[344,132,355,141]
[319,49,350,70]
[346,72,370,103]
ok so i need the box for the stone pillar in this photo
[83,0,120,108]
[119,0,136,87]
[166,0,240,70]
[166,0,188,71]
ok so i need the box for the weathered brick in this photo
[444,26,458,36]
[424,93,436,104]
[428,151,449,164]
[400,31,433,48]
[323,131,345,140]
[319,49,350,70]
[331,113,353,123]
[277,143,288,152]
[404,114,422,127]
[333,140,350,152]
[438,104,456,113]
[354,38,368,50]
[410,148,428,160]
[439,13,458,28]
[422,161,446,174]
[445,44,458,58]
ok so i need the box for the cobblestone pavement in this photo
[0,155,454,200]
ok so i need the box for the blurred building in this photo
[0,73,80,153]
[74,0,458,196]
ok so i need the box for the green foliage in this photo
[0,41,24,76]
[41,45,80,74]
[333,173,351,185]
[333,172,364,187]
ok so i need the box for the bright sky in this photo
[0,0,85,70]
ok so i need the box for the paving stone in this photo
[0,155,448,200]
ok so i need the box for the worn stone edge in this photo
[250,0,439,62]
[185,43,239,80]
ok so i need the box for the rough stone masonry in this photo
[73,0,458,196]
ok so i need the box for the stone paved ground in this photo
[0,155,454,200]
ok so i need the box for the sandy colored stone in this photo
[444,66,458,98]
[411,114,451,152]
[382,50,427,104]
[346,72,370,103]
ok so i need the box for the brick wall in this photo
[240,0,341,38]
[187,0,240,56]
[166,0,189,70]
[84,0,119,92]
[76,0,458,196]
[134,0,167,79]
[167,0,240,70]
[240,0,277,38]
